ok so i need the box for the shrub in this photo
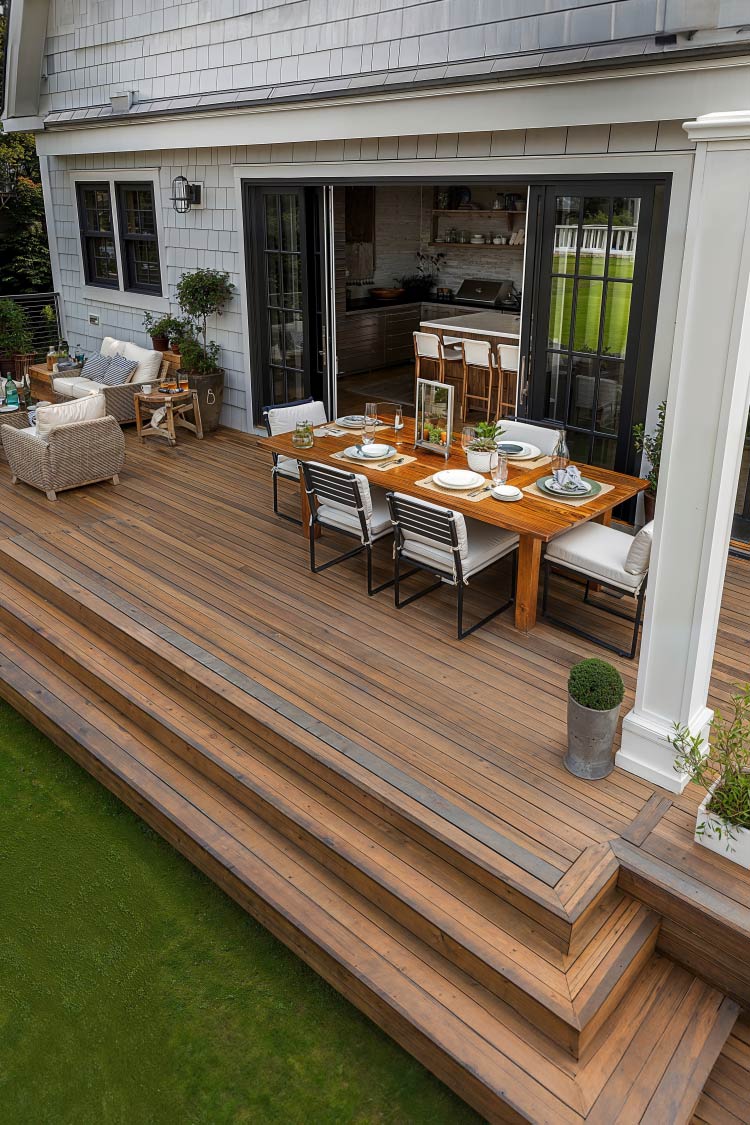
[0,299,32,356]
[670,683,750,837]
[175,269,234,376]
[568,658,624,711]
[632,400,665,496]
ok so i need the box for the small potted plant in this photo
[670,684,750,868]
[0,298,32,372]
[142,312,176,352]
[633,400,665,523]
[466,421,503,474]
[175,268,234,432]
[565,658,625,779]
[397,250,446,298]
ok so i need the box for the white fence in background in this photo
[554,224,637,256]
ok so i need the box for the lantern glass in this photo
[171,175,191,214]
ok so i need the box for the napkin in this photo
[552,465,588,493]
[315,425,347,437]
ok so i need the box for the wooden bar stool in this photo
[496,343,520,420]
[461,338,496,423]
[413,332,463,398]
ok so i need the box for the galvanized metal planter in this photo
[565,695,620,780]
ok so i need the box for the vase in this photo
[565,695,620,780]
[467,449,497,474]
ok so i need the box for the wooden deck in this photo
[1,425,749,1123]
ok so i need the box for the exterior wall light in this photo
[170,176,202,214]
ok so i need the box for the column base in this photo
[616,705,713,793]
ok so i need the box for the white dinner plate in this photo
[433,469,484,490]
[542,476,591,496]
[492,485,523,502]
[336,415,366,429]
[0,404,20,413]
[343,444,395,462]
[496,440,542,461]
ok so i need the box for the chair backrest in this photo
[264,398,327,437]
[497,344,520,373]
[413,331,441,360]
[624,520,654,577]
[498,419,559,455]
[386,492,469,578]
[462,338,491,368]
[300,460,374,539]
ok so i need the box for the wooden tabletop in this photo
[258,419,648,544]
[135,389,192,404]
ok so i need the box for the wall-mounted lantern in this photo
[170,175,203,214]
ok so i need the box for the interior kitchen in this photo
[334,181,528,419]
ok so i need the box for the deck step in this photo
[0,575,658,1060]
[693,1015,750,1124]
[0,530,621,953]
[0,624,738,1124]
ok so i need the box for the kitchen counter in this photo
[419,310,521,338]
[346,297,422,314]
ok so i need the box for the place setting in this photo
[496,438,551,467]
[523,463,613,507]
[417,452,523,503]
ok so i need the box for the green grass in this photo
[0,699,482,1125]
[549,252,634,357]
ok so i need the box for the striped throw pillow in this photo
[104,354,139,385]
[80,352,113,383]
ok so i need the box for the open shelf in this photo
[432,209,527,218]
[428,241,524,250]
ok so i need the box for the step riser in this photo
[0,665,521,1125]
[0,545,576,950]
[0,598,583,1055]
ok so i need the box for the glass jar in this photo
[291,420,314,449]
[552,429,570,471]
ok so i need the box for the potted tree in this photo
[0,299,32,376]
[466,421,503,474]
[633,400,665,523]
[565,658,625,779]
[175,269,235,432]
[670,684,750,868]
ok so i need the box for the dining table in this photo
[257,417,649,633]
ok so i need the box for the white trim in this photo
[232,173,254,431]
[35,54,750,158]
[38,153,67,339]
[69,167,169,305]
[2,115,45,132]
[684,110,750,141]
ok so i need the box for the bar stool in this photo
[461,338,496,423]
[413,332,463,397]
[496,344,520,420]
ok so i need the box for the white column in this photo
[618,111,750,793]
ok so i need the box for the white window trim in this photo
[70,168,170,313]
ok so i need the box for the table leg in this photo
[515,534,542,632]
[192,391,203,439]
[299,473,320,539]
[135,395,144,441]
[166,402,177,446]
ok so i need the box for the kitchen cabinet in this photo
[338,302,423,374]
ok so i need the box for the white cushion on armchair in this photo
[36,394,106,440]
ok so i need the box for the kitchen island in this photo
[419,310,522,418]
[418,309,521,340]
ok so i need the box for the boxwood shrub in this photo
[568,658,624,712]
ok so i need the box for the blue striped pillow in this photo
[80,352,112,383]
[104,354,138,385]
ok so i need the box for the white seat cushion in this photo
[99,337,162,383]
[443,347,463,362]
[314,473,391,542]
[53,376,104,399]
[625,520,654,575]
[36,394,106,440]
[276,454,300,478]
[394,493,517,580]
[545,522,645,591]
[498,420,559,455]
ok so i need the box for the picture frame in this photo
[414,378,454,461]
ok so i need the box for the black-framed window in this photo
[76,183,119,289]
[116,183,162,294]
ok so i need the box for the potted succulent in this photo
[175,268,235,432]
[633,400,665,523]
[670,684,750,868]
[466,421,503,474]
[0,298,32,373]
[565,658,625,779]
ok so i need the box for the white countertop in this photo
[419,310,521,338]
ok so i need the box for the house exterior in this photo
[4,6,750,813]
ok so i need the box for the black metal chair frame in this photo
[262,396,314,525]
[300,461,395,596]
[387,492,516,640]
[541,558,647,659]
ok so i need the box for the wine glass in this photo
[393,406,404,446]
[492,452,508,488]
[461,424,475,455]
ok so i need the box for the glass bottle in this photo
[46,345,56,371]
[4,372,19,408]
[552,429,570,471]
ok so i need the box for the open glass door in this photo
[522,181,665,473]
[243,184,330,419]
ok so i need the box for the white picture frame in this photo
[414,378,454,461]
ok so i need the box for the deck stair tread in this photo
[0,620,738,1125]
[0,527,626,950]
[0,572,658,1059]
[692,1016,750,1124]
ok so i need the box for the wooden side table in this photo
[134,389,203,446]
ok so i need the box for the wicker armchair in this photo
[0,410,29,462]
[55,358,171,424]
[1,415,125,501]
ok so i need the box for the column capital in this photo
[684,110,750,143]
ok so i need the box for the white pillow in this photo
[625,520,654,575]
[100,337,123,358]
[36,394,106,440]
[122,341,163,384]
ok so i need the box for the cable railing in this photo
[4,291,63,354]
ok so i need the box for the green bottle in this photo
[4,372,18,408]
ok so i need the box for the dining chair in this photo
[461,338,496,423]
[496,344,520,419]
[541,520,653,658]
[299,460,394,595]
[386,491,519,639]
[263,397,328,523]
[413,332,463,396]
[497,419,560,456]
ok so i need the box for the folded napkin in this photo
[551,465,588,493]
[314,425,348,437]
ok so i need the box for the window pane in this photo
[90,237,118,281]
[269,309,284,364]
[592,436,617,470]
[602,282,632,358]
[266,253,280,305]
[121,187,155,235]
[553,196,580,273]
[281,194,299,252]
[282,254,302,310]
[609,197,639,276]
[81,186,113,233]
[544,351,569,422]
[569,354,597,430]
[572,279,603,351]
[597,358,624,434]
[567,430,591,464]
[286,368,305,401]
[548,276,574,350]
[284,312,303,368]
[265,195,279,250]
[131,241,160,288]
[579,197,609,278]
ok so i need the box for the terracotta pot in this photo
[643,490,656,523]
[150,335,169,352]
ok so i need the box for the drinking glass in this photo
[492,452,508,487]
[365,401,378,426]
[461,424,475,453]
[361,419,376,447]
[393,406,404,445]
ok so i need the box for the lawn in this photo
[549,251,634,357]
[0,699,481,1125]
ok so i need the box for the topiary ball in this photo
[568,658,624,712]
